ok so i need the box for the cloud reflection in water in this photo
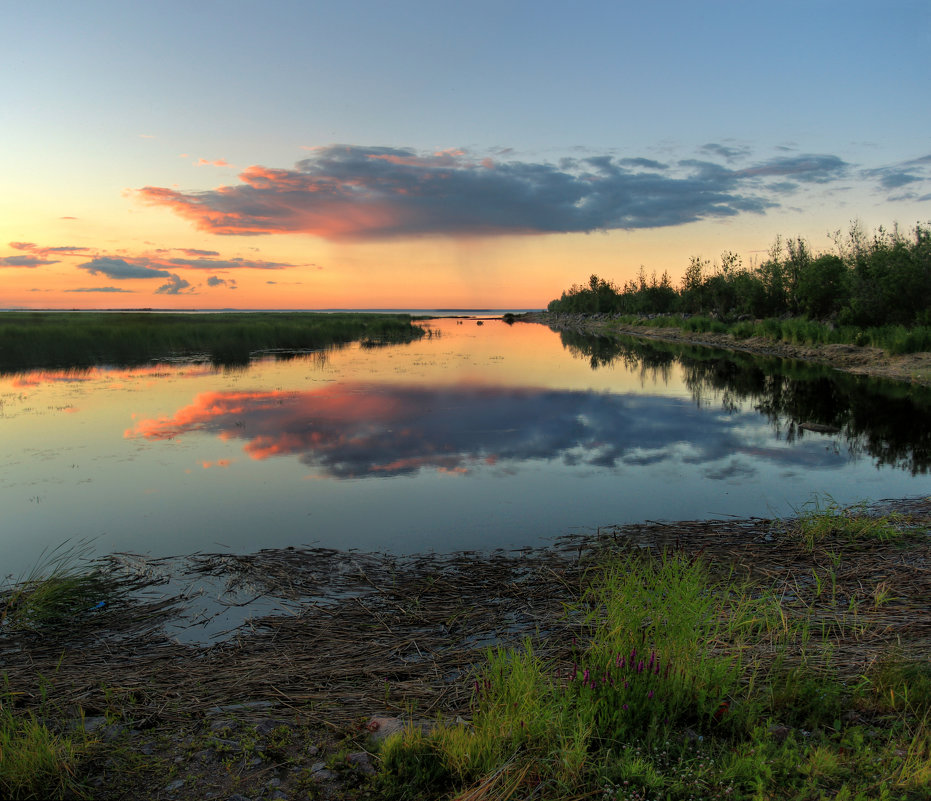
[126,382,845,480]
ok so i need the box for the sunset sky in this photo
[3,1,929,310]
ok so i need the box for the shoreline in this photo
[519,311,931,386]
[4,499,930,799]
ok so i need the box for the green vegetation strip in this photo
[546,222,931,353]
[2,498,930,799]
[0,311,426,372]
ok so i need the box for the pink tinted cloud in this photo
[135,143,827,240]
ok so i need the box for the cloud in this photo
[72,249,298,282]
[155,275,193,295]
[1,255,58,267]
[699,143,751,162]
[136,144,860,240]
[9,241,90,258]
[207,275,238,289]
[65,287,134,293]
[124,382,844,480]
[178,248,220,257]
[732,154,849,183]
[861,153,931,196]
[196,158,231,167]
[79,257,172,279]
[154,256,290,270]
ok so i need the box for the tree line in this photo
[547,222,931,328]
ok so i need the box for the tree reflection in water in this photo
[558,330,931,475]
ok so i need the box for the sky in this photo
[2,0,929,310]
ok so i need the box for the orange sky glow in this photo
[2,4,928,310]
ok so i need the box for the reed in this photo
[377,534,931,800]
[0,311,425,372]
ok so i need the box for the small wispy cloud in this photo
[155,275,193,295]
[79,257,172,279]
[1,255,58,267]
[65,286,134,293]
[207,275,238,289]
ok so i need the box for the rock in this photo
[164,779,185,792]
[77,716,108,733]
[254,718,292,736]
[767,724,792,743]
[346,751,376,776]
[365,716,404,742]
[209,737,243,753]
[101,723,127,742]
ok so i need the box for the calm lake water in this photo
[3,317,929,577]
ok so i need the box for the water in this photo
[2,318,929,578]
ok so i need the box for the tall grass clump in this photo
[377,552,785,798]
[377,543,931,799]
[0,547,124,798]
[790,496,911,552]
[0,688,91,801]
[1,543,115,634]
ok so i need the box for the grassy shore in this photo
[0,311,426,372]
[2,498,930,799]
[525,311,931,386]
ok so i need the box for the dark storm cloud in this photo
[137,145,857,240]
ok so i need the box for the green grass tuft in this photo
[376,545,931,799]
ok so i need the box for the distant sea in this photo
[1,308,542,317]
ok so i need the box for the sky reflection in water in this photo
[2,318,927,573]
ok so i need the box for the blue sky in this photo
[2,0,929,307]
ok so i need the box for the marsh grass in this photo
[0,311,425,372]
[376,546,931,800]
[790,496,912,553]
[1,542,119,634]
[604,313,931,355]
[0,683,92,801]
